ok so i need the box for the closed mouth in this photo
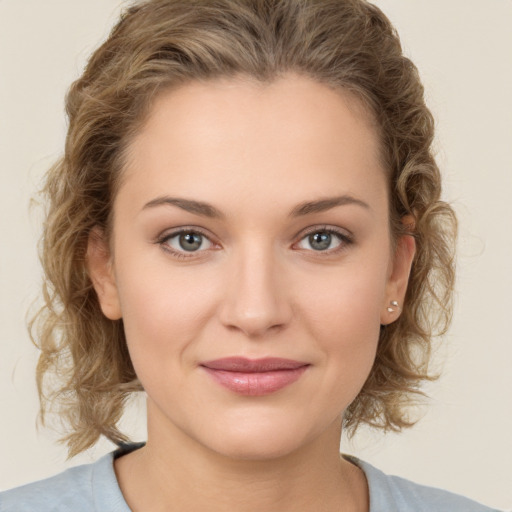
[200,357,310,396]
[200,357,309,372]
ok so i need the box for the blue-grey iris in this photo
[309,232,331,251]
[179,232,202,251]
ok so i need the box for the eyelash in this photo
[155,225,353,260]
[297,225,353,255]
[155,226,215,260]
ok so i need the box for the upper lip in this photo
[200,357,309,372]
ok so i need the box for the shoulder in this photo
[0,451,130,512]
[0,461,97,512]
[349,456,502,512]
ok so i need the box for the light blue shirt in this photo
[0,444,502,511]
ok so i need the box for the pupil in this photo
[309,232,331,251]
[179,232,202,251]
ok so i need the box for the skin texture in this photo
[88,73,415,512]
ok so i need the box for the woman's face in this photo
[89,73,414,459]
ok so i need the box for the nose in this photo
[218,243,293,338]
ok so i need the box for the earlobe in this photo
[380,229,416,325]
[86,227,122,320]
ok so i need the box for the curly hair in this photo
[31,0,457,457]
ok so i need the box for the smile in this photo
[200,357,310,396]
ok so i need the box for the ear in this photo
[380,217,416,325]
[86,227,122,320]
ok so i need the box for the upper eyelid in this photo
[158,226,215,242]
[157,225,352,254]
[294,227,352,249]
[296,225,353,241]
[156,227,217,255]
[158,224,351,241]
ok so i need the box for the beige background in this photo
[1,0,511,509]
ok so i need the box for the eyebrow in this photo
[289,195,370,217]
[142,194,370,218]
[142,196,225,219]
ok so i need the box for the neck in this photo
[114,406,368,512]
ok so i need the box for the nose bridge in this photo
[219,238,292,337]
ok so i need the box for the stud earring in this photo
[387,300,400,313]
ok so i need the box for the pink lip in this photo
[200,357,309,396]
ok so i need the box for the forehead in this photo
[120,73,387,217]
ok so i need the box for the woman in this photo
[0,0,503,510]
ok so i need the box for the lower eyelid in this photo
[300,227,351,240]
[294,229,353,252]
[299,233,337,246]
[156,227,352,257]
[157,228,215,254]
[170,234,212,250]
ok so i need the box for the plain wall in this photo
[0,0,511,509]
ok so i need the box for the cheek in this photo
[296,257,388,394]
[113,255,221,385]
[308,287,381,371]
[299,255,388,337]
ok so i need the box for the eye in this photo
[158,229,214,256]
[296,227,352,253]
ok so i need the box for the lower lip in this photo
[201,366,308,396]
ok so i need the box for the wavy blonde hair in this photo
[32,0,457,456]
